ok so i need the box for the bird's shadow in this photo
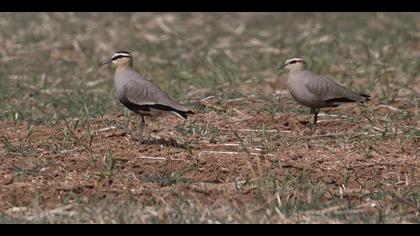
[108,126,189,149]
[141,138,187,149]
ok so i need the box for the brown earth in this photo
[0,94,419,222]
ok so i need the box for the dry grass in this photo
[0,12,419,223]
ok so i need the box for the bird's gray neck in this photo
[289,69,307,75]
[289,68,306,73]
[116,64,133,72]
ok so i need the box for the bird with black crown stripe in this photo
[103,51,194,144]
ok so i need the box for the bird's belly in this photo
[143,108,167,117]
[288,87,317,108]
[290,93,337,108]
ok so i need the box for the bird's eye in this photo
[289,61,297,64]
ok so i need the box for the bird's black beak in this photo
[101,59,112,66]
[275,64,286,70]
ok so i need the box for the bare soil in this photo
[1,97,418,220]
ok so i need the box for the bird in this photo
[279,57,370,133]
[103,50,193,144]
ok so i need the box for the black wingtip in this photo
[177,110,194,119]
[360,94,371,102]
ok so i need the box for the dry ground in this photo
[1,93,419,223]
[0,13,419,223]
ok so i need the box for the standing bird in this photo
[280,57,370,133]
[103,51,193,144]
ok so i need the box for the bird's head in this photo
[102,51,133,68]
[279,57,307,72]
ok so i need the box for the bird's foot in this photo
[310,125,319,135]
[138,136,146,145]
[138,127,146,144]
[124,128,134,137]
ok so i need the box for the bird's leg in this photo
[139,115,145,144]
[311,108,320,134]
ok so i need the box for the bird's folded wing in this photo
[304,75,356,102]
[123,80,190,112]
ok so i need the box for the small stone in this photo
[1,174,13,185]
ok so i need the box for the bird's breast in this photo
[287,75,318,108]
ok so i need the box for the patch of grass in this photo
[0,136,37,158]
[95,149,116,185]
[142,166,197,186]
[0,12,419,224]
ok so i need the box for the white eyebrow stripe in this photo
[112,53,132,59]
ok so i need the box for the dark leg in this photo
[139,115,145,144]
[310,108,320,134]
